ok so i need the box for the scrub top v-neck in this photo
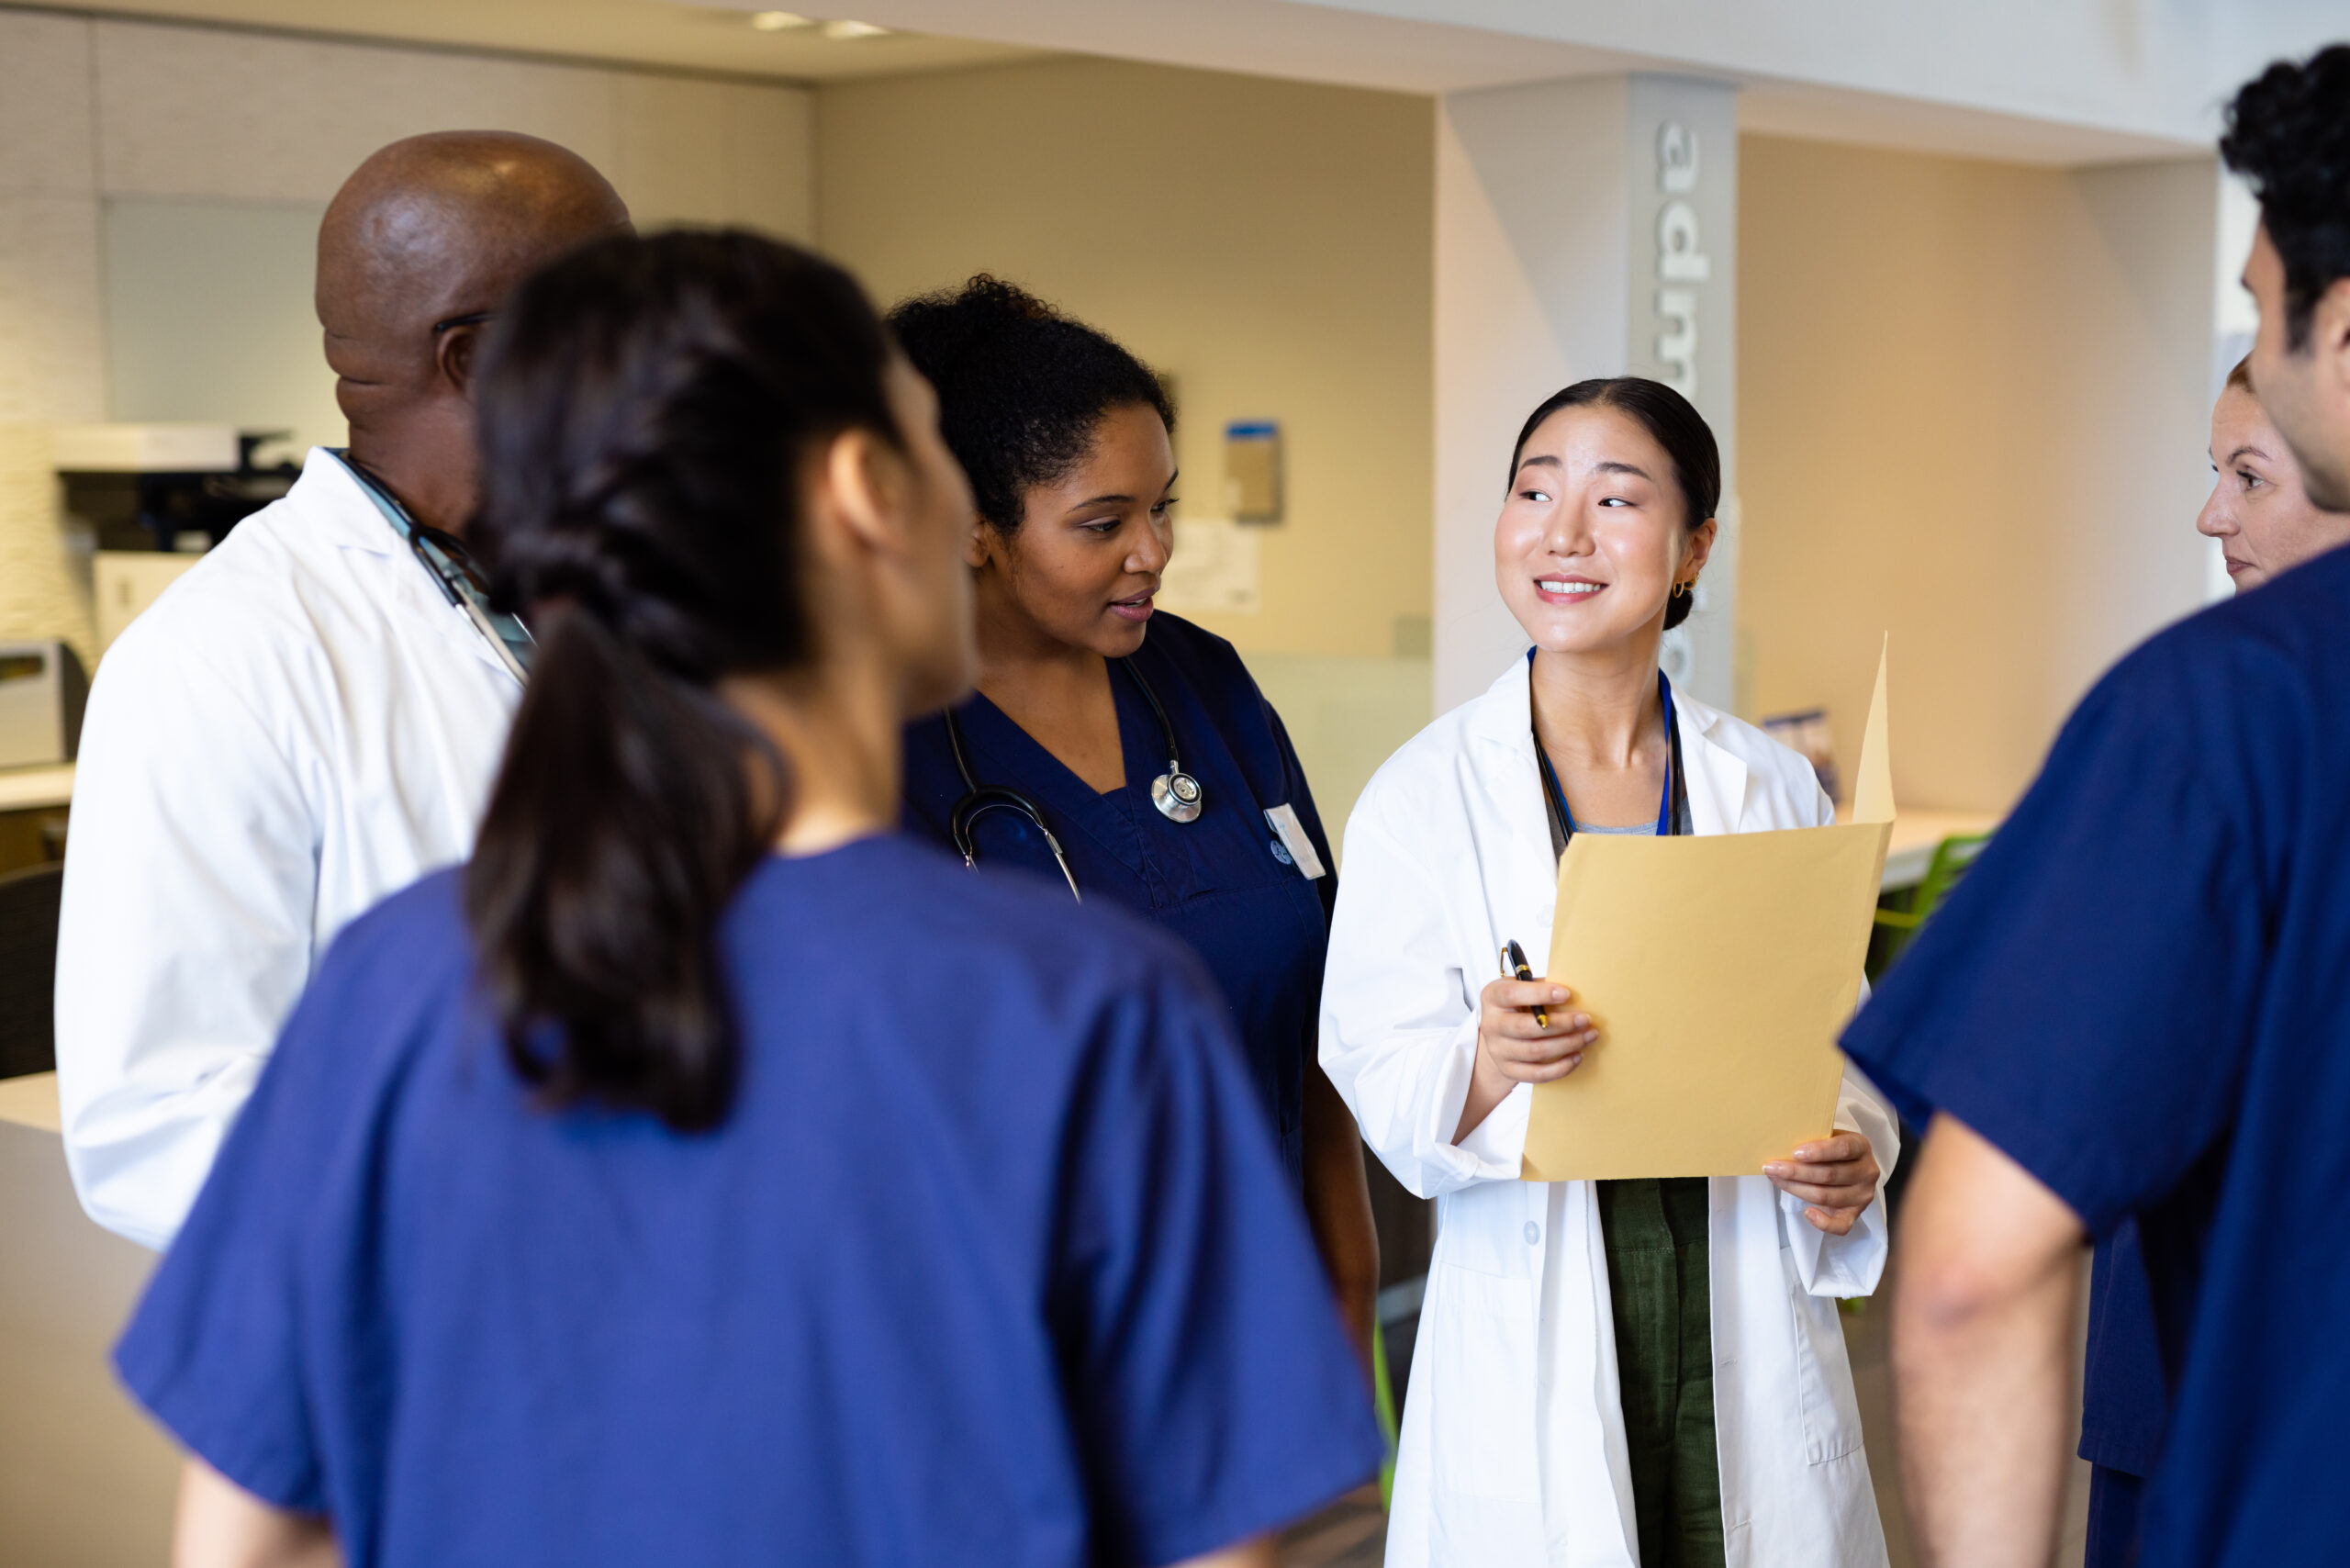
[901,613,1337,1182]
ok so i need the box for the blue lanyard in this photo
[1528,647,1677,839]
[328,450,535,683]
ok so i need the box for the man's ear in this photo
[435,323,484,402]
[2321,276,2350,389]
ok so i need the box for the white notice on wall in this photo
[1158,516,1261,614]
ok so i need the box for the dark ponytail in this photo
[466,230,901,1131]
[1507,377,1720,632]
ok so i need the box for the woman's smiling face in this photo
[1494,404,1715,655]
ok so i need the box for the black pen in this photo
[1501,939,1548,1028]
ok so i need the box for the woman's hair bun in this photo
[888,274,1171,532]
[954,274,1055,321]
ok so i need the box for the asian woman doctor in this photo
[1320,378,1897,1568]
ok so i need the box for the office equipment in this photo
[0,642,87,769]
[93,554,201,654]
[55,423,298,554]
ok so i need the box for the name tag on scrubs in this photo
[1264,804,1327,880]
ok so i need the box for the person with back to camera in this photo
[1320,376,1897,1567]
[890,277,1381,1362]
[2075,351,2350,1568]
[111,230,1384,1568]
[1844,44,2350,1568]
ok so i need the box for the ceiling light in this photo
[748,11,813,30]
[821,19,891,39]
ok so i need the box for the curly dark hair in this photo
[887,275,1173,532]
[2221,45,2350,351]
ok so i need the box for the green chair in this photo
[1871,833,1990,973]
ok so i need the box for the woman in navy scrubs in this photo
[890,278,1380,1356]
[114,233,1381,1568]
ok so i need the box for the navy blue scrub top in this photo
[2083,1220,2167,1480]
[1841,543,2350,1568]
[902,613,1337,1185]
[116,839,1382,1568]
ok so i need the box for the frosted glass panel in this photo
[103,196,341,462]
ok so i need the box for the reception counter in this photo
[0,1073,177,1566]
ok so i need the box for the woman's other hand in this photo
[1764,1133,1881,1236]
[1454,977,1597,1142]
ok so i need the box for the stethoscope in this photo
[945,656,1203,902]
[331,450,536,685]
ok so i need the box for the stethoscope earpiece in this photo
[946,656,1201,900]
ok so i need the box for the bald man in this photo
[55,132,630,1248]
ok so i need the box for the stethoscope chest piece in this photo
[946,655,1203,902]
[1151,768,1204,823]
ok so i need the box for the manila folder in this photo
[1517,821,1889,1182]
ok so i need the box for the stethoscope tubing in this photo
[336,450,535,687]
[946,656,1200,899]
[408,523,535,687]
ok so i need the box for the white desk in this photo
[0,1070,62,1133]
[1874,810,1999,893]
[0,1071,177,1565]
[0,764,73,814]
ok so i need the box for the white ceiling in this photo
[789,0,2233,163]
[28,0,2333,164]
[21,0,1044,81]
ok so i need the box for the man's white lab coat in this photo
[1321,655,1896,1567]
[55,448,520,1249]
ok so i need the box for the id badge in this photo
[1264,803,1327,880]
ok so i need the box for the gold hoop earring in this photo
[1672,578,1695,599]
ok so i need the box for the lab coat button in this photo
[1523,1221,1540,1245]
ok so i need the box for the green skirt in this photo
[1596,1177,1726,1568]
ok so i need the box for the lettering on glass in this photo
[1654,121,1707,397]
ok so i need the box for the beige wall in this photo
[1739,135,2216,813]
[817,56,1435,660]
[0,6,814,668]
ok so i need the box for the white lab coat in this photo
[1322,655,1896,1568]
[55,449,520,1249]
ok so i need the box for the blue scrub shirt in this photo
[116,837,1382,1568]
[2081,1220,2165,1568]
[902,613,1337,1183]
[1841,543,2350,1568]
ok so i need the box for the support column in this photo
[1433,74,1740,715]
